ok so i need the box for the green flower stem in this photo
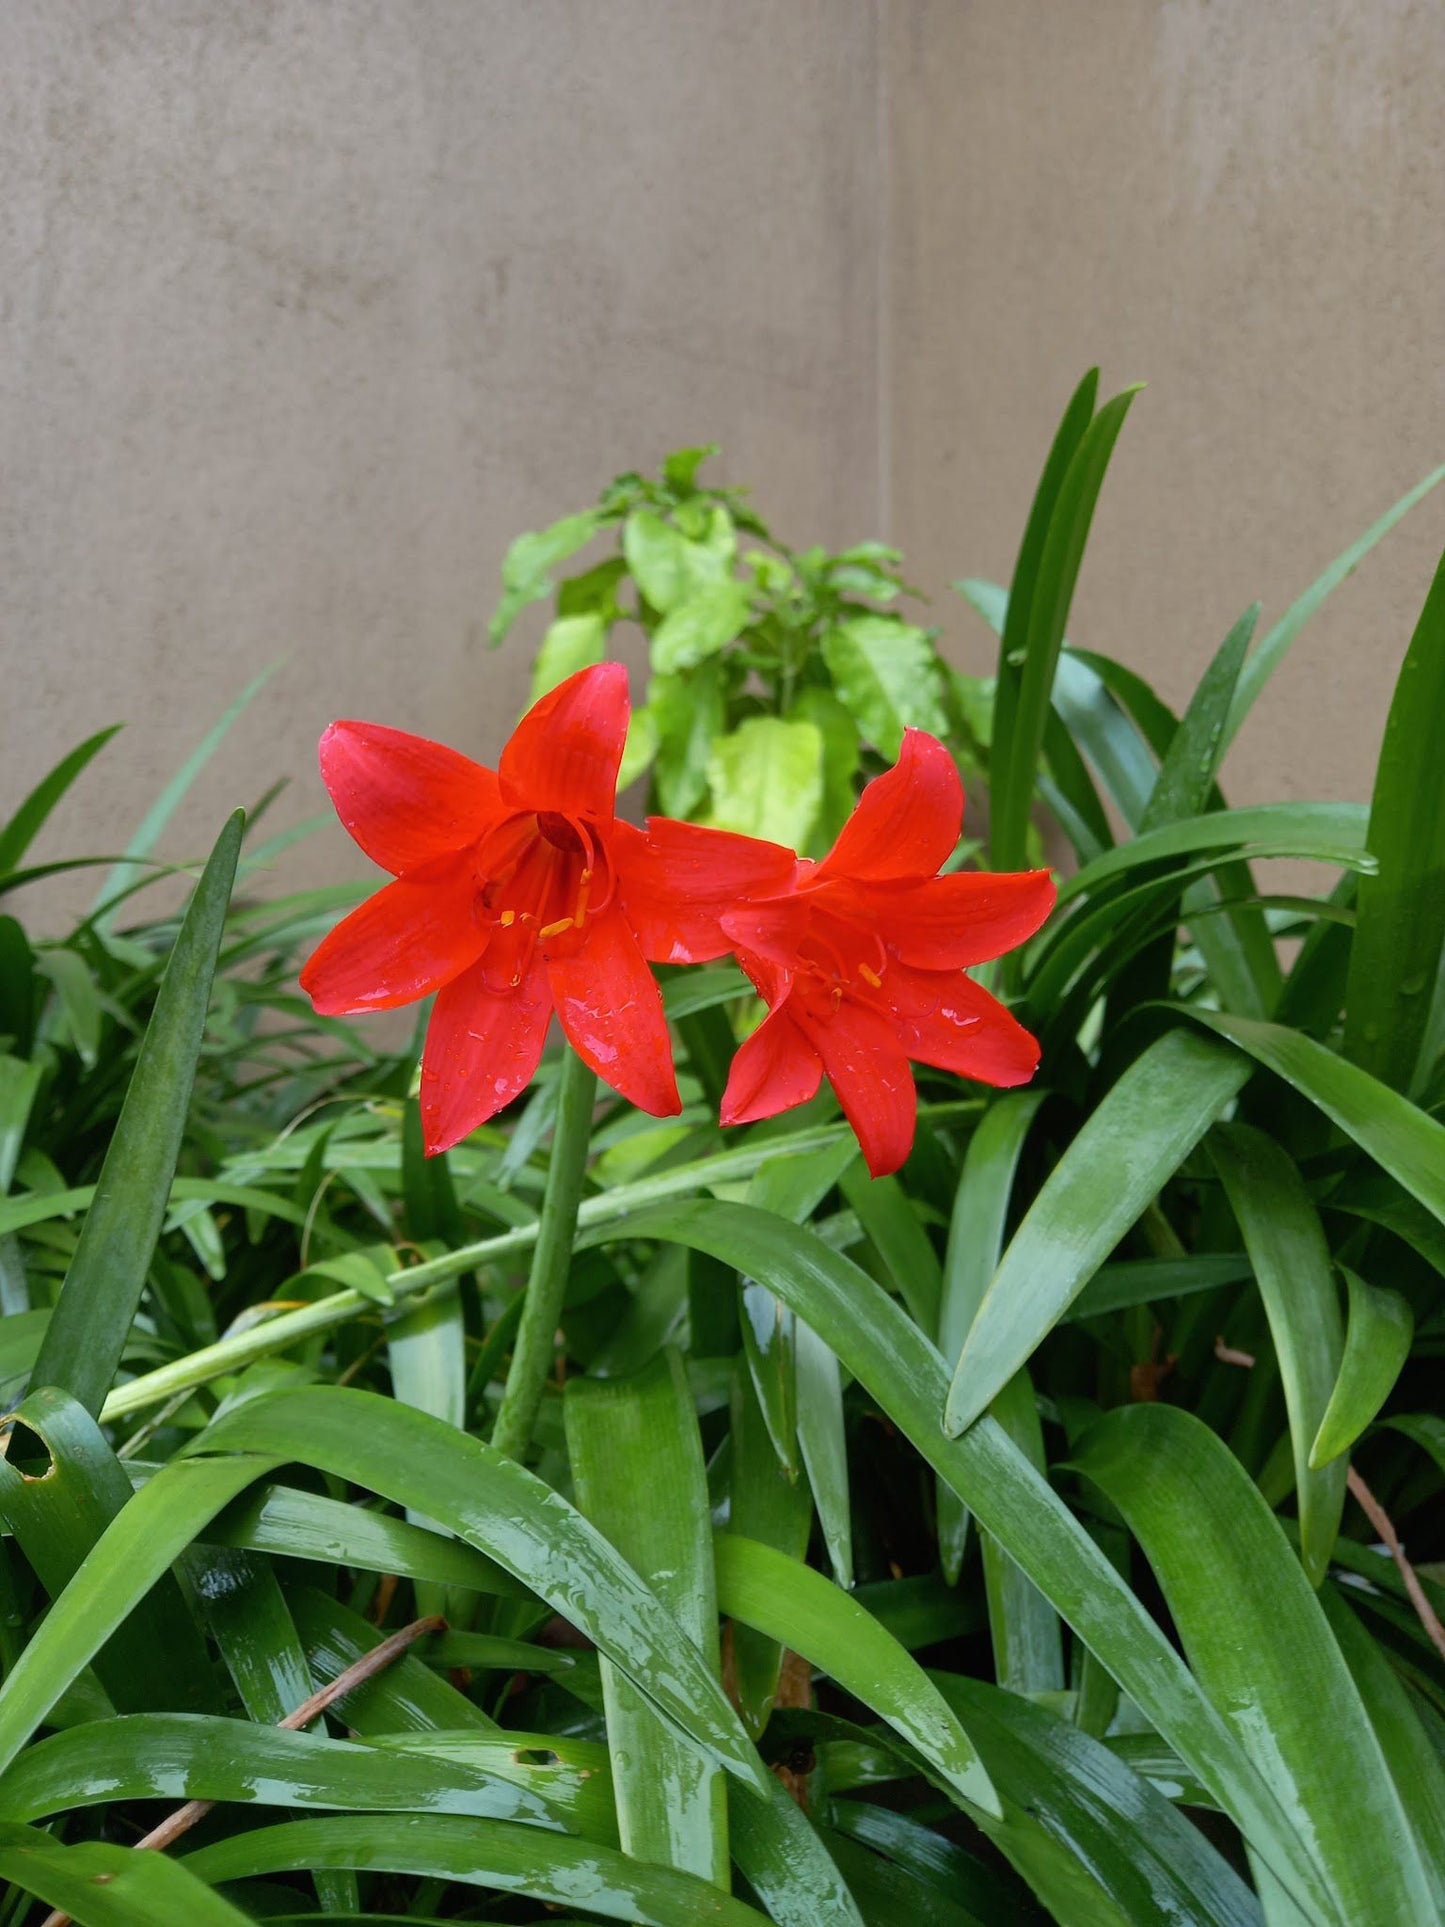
[489,1045,598,1462]
[97,1099,981,1427]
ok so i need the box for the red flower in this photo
[302,663,710,1154]
[716,731,1054,1177]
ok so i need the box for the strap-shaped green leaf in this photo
[728,1776,865,1927]
[992,382,1141,879]
[989,368,1100,873]
[31,811,243,1415]
[946,1030,1250,1435]
[620,1197,1334,1921]
[1141,604,1260,831]
[184,1812,771,1926]
[565,1350,729,1887]
[1185,1010,1445,1228]
[928,1676,1263,1927]
[1208,1123,1346,1584]
[1310,1266,1413,1469]
[937,1090,1044,1583]
[1071,1402,1437,1927]
[0,726,122,877]
[1056,800,1371,907]
[0,1823,255,1927]
[0,1452,278,1775]
[712,1532,1000,1817]
[199,1475,521,1594]
[196,1385,770,1795]
[0,1713,565,1831]
[1345,543,1445,1092]
[1320,1587,1445,1919]
[0,1389,215,1716]
[1222,462,1445,755]
[91,668,271,920]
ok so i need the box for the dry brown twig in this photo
[1207,1339,1445,1665]
[38,1612,446,1927]
[1346,1466,1445,1666]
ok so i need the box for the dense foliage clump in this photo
[0,376,1443,1926]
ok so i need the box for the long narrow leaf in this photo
[615,1199,1336,1920]
[0,1823,255,1927]
[0,1389,215,1715]
[1056,801,1371,907]
[91,665,275,918]
[937,1091,1044,1582]
[565,1350,729,1886]
[946,1030,1250,1435]
[728,1778,865,1927]
[1071,1403,1436,1927]
[184,1813,771,1926]
[1183,1009,1445,1228]
[1344,543,1445,1091]
[0,1714,564,1829]
[1207,1123,1346,1583]
[712,1532,1000,1816]
[0,726,123,876]
[930,1676,1263,1927]
[0,1453,277,1775]
[197,1385,770,1794]
[1310,1266,1413,1468]
[979,1372,1064,1693]
[988,369,1100,873]
[1320,1587,1445,1917]
[1141,606,1260,831]
[30,812,243,1414]
[1223,463,1445,754]
[993,384,1140,876]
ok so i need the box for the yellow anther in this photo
[498,910,516,927]
[858,963,882,988]
[539,916,575,940]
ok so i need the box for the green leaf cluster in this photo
[492,449,959,856]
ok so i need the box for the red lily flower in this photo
[302,663,703,1154]
[717,731,1054,1178]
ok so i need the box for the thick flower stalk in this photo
[712,730,1054,1177]
[302,662,720,1154]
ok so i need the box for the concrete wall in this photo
[4,1,1444,911]
[887,0,1445,818]
[1,1,883,902]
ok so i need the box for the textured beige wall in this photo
[4,1,1444,917]
[1,1,882,903]
[887,0,1445,818]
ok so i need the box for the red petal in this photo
[420,957,552,1153]
[816,730,962,883]
[300,858,486,1014]
[319,721,502,876]
[499,662,629,819]
[719,896,812,974]
[866,868,1055,968]
[618,817,800,964]
[889,967,1042,1086]
[720,1005,823,1126]
[799,998,917,1177]
[547,903,681,1117]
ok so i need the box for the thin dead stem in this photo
[37,1613,445,1927]
[1346,1466,1445,1666]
